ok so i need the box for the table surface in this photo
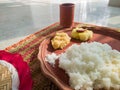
[0,0,120,49]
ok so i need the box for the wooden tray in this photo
[38,24,120,90]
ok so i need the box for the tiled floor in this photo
[0,0,120,49]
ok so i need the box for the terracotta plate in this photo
[38,25,120,90]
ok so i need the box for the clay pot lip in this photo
[60,3,75,7]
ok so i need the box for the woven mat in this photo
[5,22,79,90]
[0,64,12,90]
[4,22,120,90]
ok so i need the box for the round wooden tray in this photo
[38,25,120,90]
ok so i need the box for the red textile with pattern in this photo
[0,50,33,90]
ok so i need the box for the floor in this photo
[0,0,120,49]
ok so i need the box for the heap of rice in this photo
[46,42,120,90]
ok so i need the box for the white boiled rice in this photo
[46,42,120,90]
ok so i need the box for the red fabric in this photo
[0,50,33,90]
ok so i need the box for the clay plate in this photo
[38,25,120,90]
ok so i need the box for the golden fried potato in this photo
[71,27,93,41]
[51,32,71,49]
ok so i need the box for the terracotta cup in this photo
[60,3,75,28]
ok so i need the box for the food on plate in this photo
[46,42,120,90]
[51,32,71,49]
[71,27,93,41]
